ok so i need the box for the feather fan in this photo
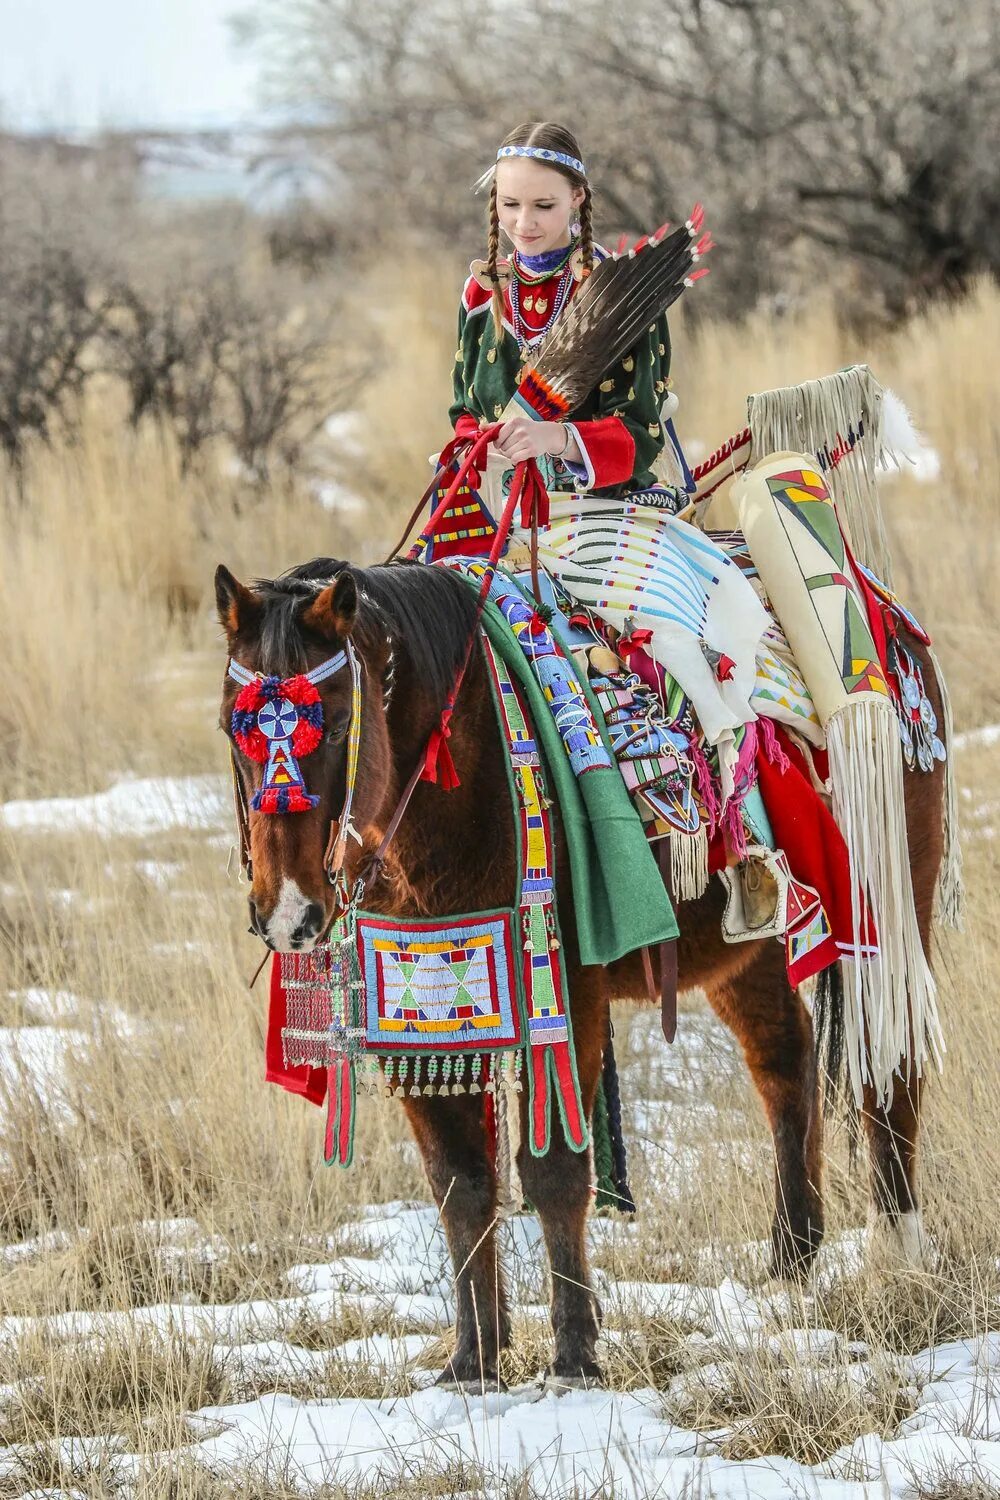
[514,208,712,422]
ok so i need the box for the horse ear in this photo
[215,565,260,639]
[305,571,358,639]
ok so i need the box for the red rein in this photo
[409,427,549,790]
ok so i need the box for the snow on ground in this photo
[2,750,999,1493]
[3,1190,1000,1496]
[168,1207,1000,1498]
[0,1023,83,1119]
[0,775,228,837]
[955,723,1000,752]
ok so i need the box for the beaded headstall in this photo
[229,647,362,828]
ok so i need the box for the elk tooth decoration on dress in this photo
[229,651,350,814]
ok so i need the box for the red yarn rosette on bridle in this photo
[231,674,325,813]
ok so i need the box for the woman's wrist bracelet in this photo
[550,423,572,457]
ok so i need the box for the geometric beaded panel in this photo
[356,909,522,1054]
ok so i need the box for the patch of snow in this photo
[133,859,184,888]
[954,723,1000,752]
[0,775,228,837]
[312,478,365,513]
[0,1025,83,1117]
[323,412,366,455]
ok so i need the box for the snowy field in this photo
[0,722,997,1499]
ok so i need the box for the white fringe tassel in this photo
[929,648,964,930]
[827,698,945,1106]
[748,365,896,587]
[670,825,710,902]
[495,1056,523,1220]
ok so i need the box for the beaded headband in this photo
[472,143,587,194]
[497,145,586,175]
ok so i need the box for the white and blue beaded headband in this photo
[472,144,587,194]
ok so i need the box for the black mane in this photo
[252,557,479,703]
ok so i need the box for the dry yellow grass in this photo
[0,275,997,1480]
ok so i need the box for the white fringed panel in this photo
[747,365,896,586]
[495,1056,524,1220]
[670,825,710,902]
[826,698,946,1105]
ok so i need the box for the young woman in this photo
[445,121,769,786]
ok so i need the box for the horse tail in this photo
[812,963,863,1161]
[813,962,845,1110]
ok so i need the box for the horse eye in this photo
[326,708,350,743]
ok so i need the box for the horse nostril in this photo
[291,902,325,947]
[247,897,264,938]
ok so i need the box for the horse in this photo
[215,552,947,1390]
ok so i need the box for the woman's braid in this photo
[487,178,505,343]
[579,183,594,275]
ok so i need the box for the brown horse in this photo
[216,553,947,1389]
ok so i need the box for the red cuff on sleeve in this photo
[572,416,636,488]
[453,412,480,443]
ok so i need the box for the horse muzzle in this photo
[248,879,329,952]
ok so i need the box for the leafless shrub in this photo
[0,238,110,469]
[266,203,339,274]
[236,0,1000,316]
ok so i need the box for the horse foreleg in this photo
[707,944,824,1277]
[403,1094,510,1388]
[518,967,607,1386]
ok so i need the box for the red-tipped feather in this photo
[615,232,629,257]
[517,220,711,416]
[650,221,672,244]
[688,202,705,233]
[631,233,650,254]
[685,266,711,284]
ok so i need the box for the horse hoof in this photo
[865,1209,937,1272]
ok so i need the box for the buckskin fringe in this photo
[670,825,710,902]
[748,366,895,587]
[826,697,945,1105]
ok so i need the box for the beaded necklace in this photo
[509,248,576,351]
[512,241,575,282]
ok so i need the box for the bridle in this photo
[229,615,396,895]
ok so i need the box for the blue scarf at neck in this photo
[516,241,574,277]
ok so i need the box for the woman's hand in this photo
[496,416,574,463]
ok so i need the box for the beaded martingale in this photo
[278,639,587,1168]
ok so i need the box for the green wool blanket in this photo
[468,583,679,966]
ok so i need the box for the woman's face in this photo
[494,158,584,256]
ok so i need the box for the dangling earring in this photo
[570,218,581,237]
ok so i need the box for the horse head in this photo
[215,559,396,951]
